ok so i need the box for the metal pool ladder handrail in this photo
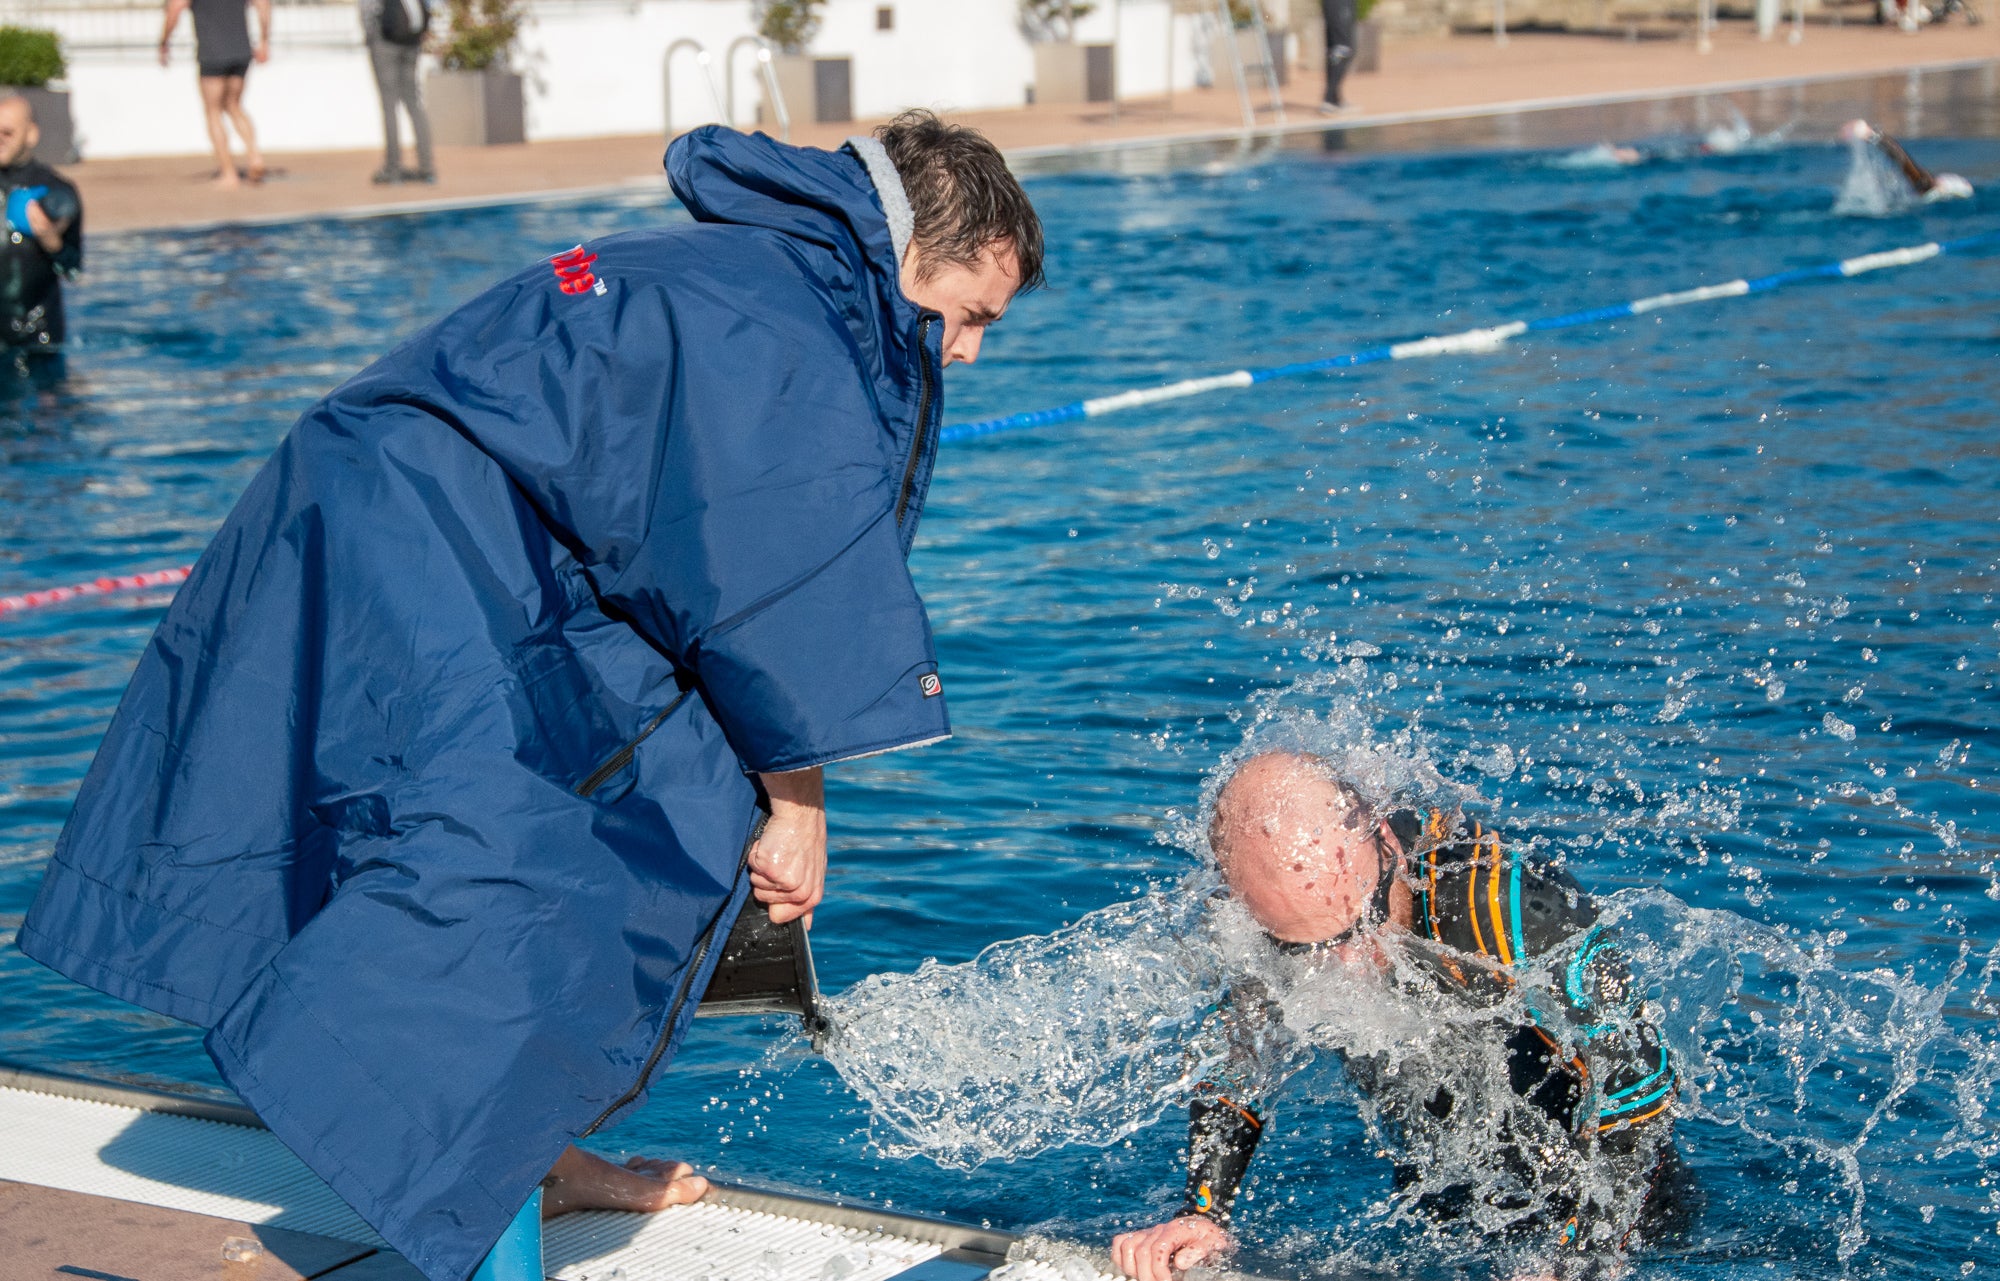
[726,35,792,143]
[1212,0,1285,132]
[665,37,727,138]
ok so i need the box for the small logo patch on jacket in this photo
[919,673,942,698]
[551,245,604,296]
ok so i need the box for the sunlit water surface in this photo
[1,119,1997,1281]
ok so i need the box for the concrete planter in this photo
[1030,41,1114,105]
[769,54,852,125]
[1355,18,1382,73]
[424,68,525,146]
[8,85,75,164]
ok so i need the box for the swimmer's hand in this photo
[539,1145,709,1217]
[1111,1215,1228,1281]
[750,765,826,930]
[24,200,63,255]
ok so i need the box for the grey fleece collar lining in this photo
[847,135,914,274]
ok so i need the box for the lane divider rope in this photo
[4,230,1994,620]
[0,567,192,619]
[941,229,2000,443]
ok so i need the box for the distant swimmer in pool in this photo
[1839,119,1973,200]
[1109,752,1686,1281]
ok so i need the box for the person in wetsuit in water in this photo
[1110,752,1685,1281]
[0,94,81,367]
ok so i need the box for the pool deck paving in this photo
[0,1179,424,1281]
[79,20,1999,234]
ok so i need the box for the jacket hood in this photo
[665,128,926,368]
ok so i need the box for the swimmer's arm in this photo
[1180,1091,1264,1227]
[158,0,190,65]
[1108,1095,1260,1281]
[1874,133,1936,194]
[1562,929,1677,1134]
[252,0,273,59]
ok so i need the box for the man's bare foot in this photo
[211,169,241,188]
[539,1144,709,1218]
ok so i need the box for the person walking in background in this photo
[159,0,271,187]
[1319,0,1357,112]
[0,94,81,373]
[361,0,436,185]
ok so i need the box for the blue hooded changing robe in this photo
[18,128,950,1281]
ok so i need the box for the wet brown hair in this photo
[876,109,1046,294]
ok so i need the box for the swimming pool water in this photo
[2,99,1997,1281]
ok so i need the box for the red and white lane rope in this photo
[0,566,192,619]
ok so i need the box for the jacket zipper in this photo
[575,690,690,798]
[893,315,936,529]
[580,808,768,1138]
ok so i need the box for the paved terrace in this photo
[79,20,1998,233]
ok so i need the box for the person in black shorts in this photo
[1111,752,1688,1281]
[159,0,272,187]
[0,94,81,374]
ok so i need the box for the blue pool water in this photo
[3,104,1998,1280]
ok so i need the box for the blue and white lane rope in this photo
[941,230,2000,445]
[2,231,1995,618]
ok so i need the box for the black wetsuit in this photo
[1178,810,1683,1270]
[0,158,82,351]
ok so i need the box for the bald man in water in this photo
[0,94,81,359]
[1110,752,1684,1281]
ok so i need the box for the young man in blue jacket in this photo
[19,111,1041,1281]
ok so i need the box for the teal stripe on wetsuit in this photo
[1509,855,1528,966]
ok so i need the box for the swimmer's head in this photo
[0,95,37,169]
[1209,751,1395,944]
[1927,173,1974,201]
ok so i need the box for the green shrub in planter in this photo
[756,0,824,55]
[433,0,522,72]
[1019,0,1097,41]
[0,27,65,88]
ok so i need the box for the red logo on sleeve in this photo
[919,673,942,698]
[551,245,600,296]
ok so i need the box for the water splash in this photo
[821,681,2000,1275]
[1834,139,1918,217]
[822,888,1226,1169]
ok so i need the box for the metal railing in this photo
[663,36,726,139]
[1211,0,1284,132]
[724,33,789,143]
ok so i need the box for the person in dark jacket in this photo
[1112,752,1684,1281]
[0,95,81,365]
[1319,0,1358,112]
[19,111,1042,1281]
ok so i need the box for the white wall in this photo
[67,44,379,160]
[45,0,1205,159]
